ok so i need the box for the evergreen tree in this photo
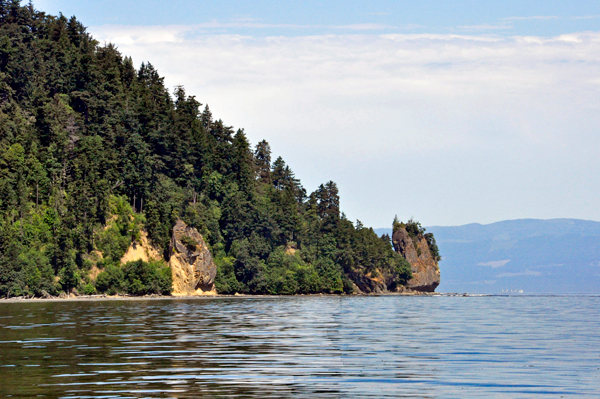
[254,139,271,183]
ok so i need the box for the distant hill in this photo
[375,219,600,293]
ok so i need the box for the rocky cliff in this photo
[392,227,440,292]
[169,220,217,296]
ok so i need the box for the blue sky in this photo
[33,1,600,228]
[35,0,600,36]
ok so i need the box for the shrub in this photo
[264,248,349,295]
[314,257,344,294]
[82,283,96,295]
[95,263,125,295]
[96,223,131,262]
[424,233,441,261]
[214,254,241,294]
[180,235,198,252]
[295,263,321,294]
[59,261,81,295]
[264,247,302,295]
[393,255,413,286]
[17,248,57,296]
[405,218,425,240]
[121,260,173,295]
[95,261,172,295]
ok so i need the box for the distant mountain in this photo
[375,219,600,294]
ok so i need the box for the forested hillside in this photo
[0,1,413,297]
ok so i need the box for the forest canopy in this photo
[0,1,414,297]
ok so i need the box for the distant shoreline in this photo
[0,292,479,303]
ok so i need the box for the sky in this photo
[33,0,600,228]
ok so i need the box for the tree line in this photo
[0,1,413,297]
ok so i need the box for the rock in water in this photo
[392,227,440,292]
[169,220,217,296]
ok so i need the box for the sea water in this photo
[0,295,599,398]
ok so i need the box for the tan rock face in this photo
[169,220,217,296]
[392,228,440,292]
[120,230,162,264]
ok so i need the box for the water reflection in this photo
[0,296,599,398]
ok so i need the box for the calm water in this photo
[0,295,599,398]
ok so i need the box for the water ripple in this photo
[0,296,599,398]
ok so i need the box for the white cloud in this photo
[332,23,395,30]
[571,15,600,20]
[478,260,510,268]
[503,16,559,21]
[464,280,497,285]
[498,270,543,278]
[92,20,413,38]
[89,26,600,226]
[457,24,513,31]
[504,15,600,21]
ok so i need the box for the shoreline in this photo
[0,291,477,303]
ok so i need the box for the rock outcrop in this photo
[392,227,440,292]
[349,272,387,294]
[169,220,217,296]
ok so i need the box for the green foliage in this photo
[404,219,425,240]
[81,282,96,295]
[96,224,130,262]
[95,260,172,296]
[95,195,144,262]
[180,235,198,251]
[424,232,441,261]
[58,258,80,294]
[95,263,124,295]
[264,248,317,295]
[313,258,344,294]
[0,3,423,296]
[392,215,402,233]
[17,248,56,296]
[214,252,240,294]
[121,260,172,295]
[392,255,413,286]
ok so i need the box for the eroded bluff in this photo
[169,220,217,296]
[392,228,440,292]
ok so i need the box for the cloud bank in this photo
[91,25,600,227]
